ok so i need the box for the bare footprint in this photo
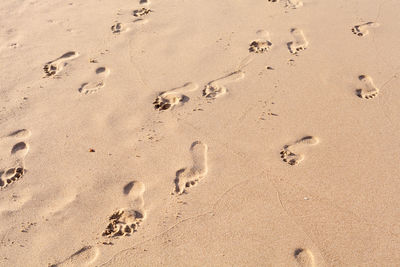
[288,28,308,54]
[43,51,79,77]
[51,246,99,267]
[280,136,319,166]
[153,82,198,110]
[352,22,379,37]
[249,30,272,53]
[356,75,379,99]
[133,7,153,17]
[294,248,315,267]
[103,181,146,238]
[203,71,245,99]
[111,22,124,34]
[0,130,30,188]
[78,67,110,94]
[286,0,303,9]
[175,141,208,195]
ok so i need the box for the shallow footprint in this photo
[294,248,315,267]
[78,67,110,94]
[175,141,208,195]
[43,51,79,77]
[286,0,303,9]
[280,136,319,166]
[356,75,379,99]
[103,181,146,238]
[203,71,245,99]
[288,28,308,54]
[51,246,99,267]
[352,22,379,37]
[153,82,198,110]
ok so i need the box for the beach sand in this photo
[0,0,399,266]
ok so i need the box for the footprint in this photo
[249,31,272,53]
[153,82,198,110]
[288,28,308,54]
[133,7,153,17]
[286,0,303,9]
[294,248,315,267]
[352,22,379,37]
[175,141,208,195]
[356,75,380,99]
[78,67,110,94]
[203,71,245,99]
[51,246,99,267]
[280,136,319,166]
[111,22,124,34]
[43,51,79,77]
[0,130,30,188]
[103,181,146,238]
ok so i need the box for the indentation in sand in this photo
[203,71,245,99]
[153,82,198,110]
[51,246,99,267]
[280,136,319,165]
[352,22,379,37]
[294,248,315,267]
[175,141,208,195]
[43,51,79,77]
[78,67,110,94]
[288,28,308,54]
[103,181,146,237]
[356,75,380,99]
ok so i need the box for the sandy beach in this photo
[0,0,399,266]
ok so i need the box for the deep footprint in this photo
[43,51,79,77]
[280,136,319,165]
[175,141,208,195]
[356,75,380,99]
[153,82,198,110]
[203,70,245,99]
[103,181,146,238]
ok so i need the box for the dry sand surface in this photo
[0,0,399,266]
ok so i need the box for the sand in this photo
[0,0,399,266]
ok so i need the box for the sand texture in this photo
[0,0,399,266]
